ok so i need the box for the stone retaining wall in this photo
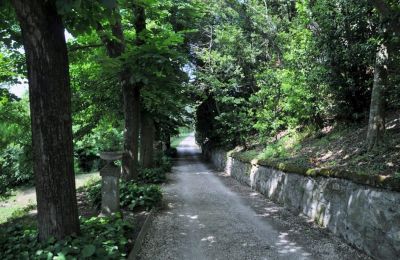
[209,149,400,260]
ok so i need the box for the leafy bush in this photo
[259,130,308,160]
[82,180,162,211]
[137,154,172,183]
[0,144,33,194]
[73,120,123,173]
[0,93,33,194]
[0,215,133,259]
[81,179,102,209]
[155,153,172,173]
[120,182,162,210]
[76,121,123,153]
[138,167,166,184]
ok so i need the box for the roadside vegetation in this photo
[0,0,399,258]
[193,0,400,181]
[0,154,170,258]
[234,113,400,177]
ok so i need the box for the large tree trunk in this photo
[140,112,155,168]
[367,43,388,150]
[11,0,80,240]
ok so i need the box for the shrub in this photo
[82,180,162,211]
[0,144,33,195]
[81,178,102,209]
[155,153,172,173]
[0,215,134,259]
[138,167,166,184]
[120,182,162,210]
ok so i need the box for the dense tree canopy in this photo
[192,0,399,149]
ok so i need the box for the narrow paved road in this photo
[138,135,370,260]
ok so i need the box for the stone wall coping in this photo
[219,149,400,192]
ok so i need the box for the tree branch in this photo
[68,43,103,52]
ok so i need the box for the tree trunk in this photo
[367,43,388,150]
[140,112,155,168]
[165,132,171,151]
[97,9,140,180]
[123,84,141,180]
[123,3,147,180]
[11,0,80,240]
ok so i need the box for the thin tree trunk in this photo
[124,3,147,180]
[140,112,155,168]
[367,43,388,150]
[11,0,80,240]
[126,85,141,179]
[165,132,171,151]
[97,9,140,180]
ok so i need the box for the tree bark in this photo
[11,0,80,240]
[140,112,155,168]
[96,9,140,180]
[165,132,171,151]
[367,43,388,150]
[123,3,147,180]
[122,83,141,179]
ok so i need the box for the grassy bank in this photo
[229,114,400,190]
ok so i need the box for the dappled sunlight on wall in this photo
[210,149,400,259]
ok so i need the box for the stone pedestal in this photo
[99,151,123,216]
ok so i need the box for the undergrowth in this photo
[0,215,134,259]
[232,118,400,177]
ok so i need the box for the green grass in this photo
[0,173,99,225]
[233,130,308,163]
[171,132,192,148]
[0,205,21,224]
[0,203,36,224]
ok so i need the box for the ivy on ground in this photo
[0,215,134,259]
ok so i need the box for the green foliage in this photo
[0,215,134,259]
[79,152,171,200]
[81,178,102,209]
[93,126,123,152]
[8,203,36,221]
[120,182,162,210]
[0,144,33,194]
[138,167,166,184]
[0,53,16,82]
[74,119,123,173]
[156,154,172,173]
[82,179,162,211]
[0,93,33,194]
[259,130,309,160]
[193,0,400,150]
[170,132,191,148]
